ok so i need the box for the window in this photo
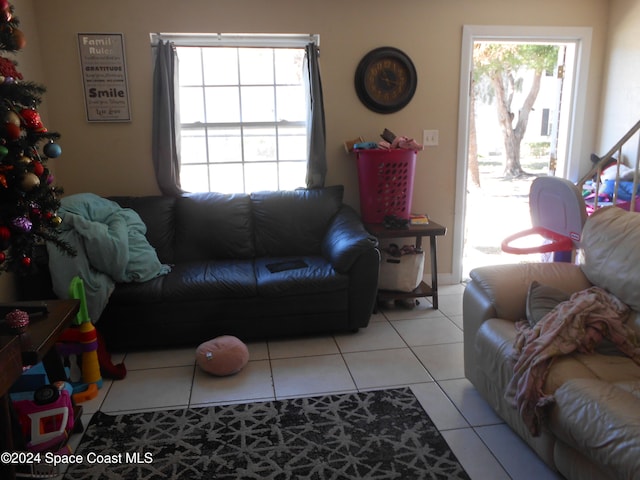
[540,108,550,136]
[169,35,316,194]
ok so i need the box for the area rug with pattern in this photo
[63,387,470,479]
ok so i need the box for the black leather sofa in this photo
[19,186,380,350]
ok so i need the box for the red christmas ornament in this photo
[21,256,31,267]
[0,1,9,22]
[0,225,9,249]
[0,57,22,80]
[0,164,12,188]
[0,251,5,263]
[20,109,46,132]
[4,122,21,140]
[32,160,44,176]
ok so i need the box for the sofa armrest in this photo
[468,262,591,322]
[463,262,592,391]
[322,205,379,273]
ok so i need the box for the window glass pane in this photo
[275,49,304,85]
[202,48,238,85]
[240,86,275,122]
[239,48,274,85]
[181,164,209,192]
[207,127,242,163]
[276,85,305,122]
[243,127,277,162]
[209,164,244,193]
[279,161,306,190]
[205,86,240,123]
[179,86,205,123]
[180,128,207,163]
[177,47,202,86]
[278,126,306,160]
[175,41,311,194]
[245,162,278,192]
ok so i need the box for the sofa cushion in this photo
[526,281,569,326]
[109,196,176,264]
[255,255,347,296]
[551,378,640,480]
[174,193,254,262]
[162,260,257,300]
[109,275,165,304]
[251,186,344,257]
[581,206,640,311]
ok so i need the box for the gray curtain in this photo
[152,40,184,196]
[304,43,327,189]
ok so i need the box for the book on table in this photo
[410,213,429,225]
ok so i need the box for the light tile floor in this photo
[64,284,563,480]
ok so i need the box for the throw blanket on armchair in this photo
[507,286,640,436]
[46,193,171,322]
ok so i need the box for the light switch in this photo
[423,130,439,147]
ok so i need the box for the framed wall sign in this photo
[77,33,131,122]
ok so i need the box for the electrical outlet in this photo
[423,129,439,147]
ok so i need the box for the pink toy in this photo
[5,308,29,332]
[502,176,586,262]
[196,335,249,376]
[12,383,75,453]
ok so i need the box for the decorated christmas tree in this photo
[0,0,73,273]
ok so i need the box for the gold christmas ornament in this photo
[21,172,40,191]
[12,28,26,50]
[5,110,20,126]
[51,215,62,226]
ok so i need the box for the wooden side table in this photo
[1,300,81,381]
[365,221,447,309]
[0,299,80,480]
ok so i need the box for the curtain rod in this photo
[150,33,319,48]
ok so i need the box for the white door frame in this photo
[452,25,593,284]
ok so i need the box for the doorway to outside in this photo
[453,26,593,283]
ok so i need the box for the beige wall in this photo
[599,0,640,158]
[16,0,610,280]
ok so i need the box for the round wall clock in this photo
[354,47,417,114]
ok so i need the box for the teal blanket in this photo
[47,193,171,322]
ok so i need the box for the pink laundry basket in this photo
[356,149,417,223]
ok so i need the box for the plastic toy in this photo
[502,176,586,262]
[12,382,75,454]
[56,276,103,403]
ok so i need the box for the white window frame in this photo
[151,33,320,194]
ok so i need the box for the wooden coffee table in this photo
[0,299,80,480]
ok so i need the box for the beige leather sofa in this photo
[463,206,640,480]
